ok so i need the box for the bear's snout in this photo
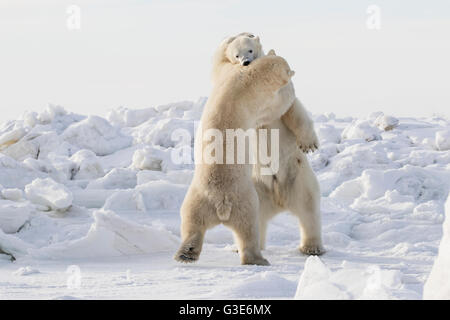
[242,60,251,66]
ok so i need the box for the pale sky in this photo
[0,0,449,122]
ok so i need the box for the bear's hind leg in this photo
[174,228,205,263]
[288,156,325,256]
[259,218,268,251]
[174,193,219,263]
[225,197,270,266]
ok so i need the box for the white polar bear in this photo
[212,32,324,255]
[174,53,297,265]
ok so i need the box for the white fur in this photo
[175,55,296,265]
[212,33,324,255]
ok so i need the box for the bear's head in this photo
[223,32,263,66]
[249,50,295,90]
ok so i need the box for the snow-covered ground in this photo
[423,195,450,299]
[0,101,449,299]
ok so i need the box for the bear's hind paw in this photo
[299,244,325,256]
[174,246,200,263]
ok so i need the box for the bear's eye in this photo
[249,50,253,53]
[236,55,239,58]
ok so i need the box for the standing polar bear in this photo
[174,53,297,265]
[213,32,324,255]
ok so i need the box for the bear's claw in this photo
[176,254,197,263]
[297,130,319,153]
[300,143,318,153]
[174,246,200,263]
[299,245,325,256]
[242,257,271,266]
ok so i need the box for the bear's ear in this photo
[288,70,295,78]
[240,32,254,38]
[243,32,260,42]
[267,49,276,56]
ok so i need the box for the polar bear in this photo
[213,32,324,255]
[174,54,296,265]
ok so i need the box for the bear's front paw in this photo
[297,130,319,153]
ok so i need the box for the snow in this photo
[61,116,132,156]
[436,130,450,151]
[86,168,137,190]
[131,147,163,171]
[25,178,73,212]
[220,271,297,298]
[374,114,399,131]
[294,256,351,300]
[0,200,32,234]
[107,106,158,128]
[70,150,104,180]
[423,195,450,299]
[341,119,382,142]
[0,126,26,149]
[33,210,178,259]
[294,256,417,299]
[0,102,448,299]
[1,188,24,202]
[13,266,40,276]
[317,124,342,144]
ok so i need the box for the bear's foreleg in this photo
[281,98,319,153]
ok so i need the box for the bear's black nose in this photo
[243,60,250,66]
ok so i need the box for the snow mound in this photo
[0,228,32,257]
[107,106,157,128]
[70,150,104,180]
[61,115,132,156]
[132,118,194,148]
[1,188,24,201]
[330,166,448,206]
[131,146,163,171]
[131,145,192,172]
[0,154,45,189]
[0,126,26,150]
[317,124,342,144]
[0,200,32,233]
[0,105,85,161]
[341,119,382,142]
[435,130,450,151]
[103,180,188,212]
[424,195,450,299]
[222,271,297,298]
[13,266,40,276]
[25,178,73,212]
[87,168,137,190]
[36,104,73,126]
[295,256,349,299]
[374,114,399,131]
[294,257,417,299]
[34,209,178,259]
